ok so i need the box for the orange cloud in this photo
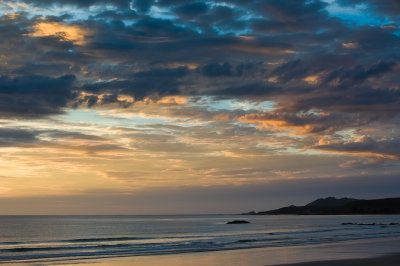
[342,42,359,49]
[303,74,320,84]
[27,21,89,45]
[213,113,230,121]
[2,12,21,20]
[314,136,400,160]
[239,113,318,134]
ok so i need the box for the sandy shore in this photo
[6,237,400,266]
[8,253,400,266]
[275,254,400,266]
[50,251,400,266]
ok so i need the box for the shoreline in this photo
[5,236,400,266]
[274,253,400,266]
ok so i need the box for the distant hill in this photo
[243,197,400,215]
[306,197,358,207]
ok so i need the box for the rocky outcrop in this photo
[243,197,400,215]
[227,220,250,224]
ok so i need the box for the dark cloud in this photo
[0,75,75,118]
[343,26,400,53]
[0,127,110,150]
[213,83,280,97]
[0,0,399,130]
[257,0,328,21]
[202,5,243,31]
[24,0,131,8]
[15,62,73,76]
[81,67,188,103]
[93,10,139,21]
[133,66,189,78]
[270,59,308,81]
[132,0,155,13]
[241,111,375,134]
[0,128,39,147]
[249,0,339,34]
[173,2,209,19]
[132,17,197,37]
[338,0,400,17]
[315,136,400,160]
[257,57,400,119]
[201,62,233,77]
[271,59,398,87]
[321,61,397,87]
[46,130,106,141]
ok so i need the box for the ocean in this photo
[0,215,399,264]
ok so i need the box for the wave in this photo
[0,242,23,245]
[1,215,399,263]
[1,233,399,263]
[2,243,132,253]
[63,237,148,243]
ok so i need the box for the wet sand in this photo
[7,237,400,266]
[275,254,400,266]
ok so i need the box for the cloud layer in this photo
[0,0,399,212]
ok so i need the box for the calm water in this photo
[0,215,399,263]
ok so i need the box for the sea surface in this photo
[0,214,399,264]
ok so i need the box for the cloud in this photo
[314,136,400,160]
[0,128,39,147]
[23,0,131,8]
[0,0,399,212]
[0,75,75,118]
[338,0,400,17]
[239,111,372,134]
[339,158,384,169]
[81,67,188,103]
[131,0,155,13]
[201,62,233,77]
[0,1,398,137]
[173,2,209,19]
[249,0,341,34]
[26,21,89,45]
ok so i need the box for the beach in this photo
[277,254,400,266]
[7,236,400,266]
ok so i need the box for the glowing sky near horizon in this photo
[0,0,399,214]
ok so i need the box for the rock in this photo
[226,220,250,224]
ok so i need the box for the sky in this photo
[0,0,399,214]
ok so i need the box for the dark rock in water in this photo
[227,220,250,224]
